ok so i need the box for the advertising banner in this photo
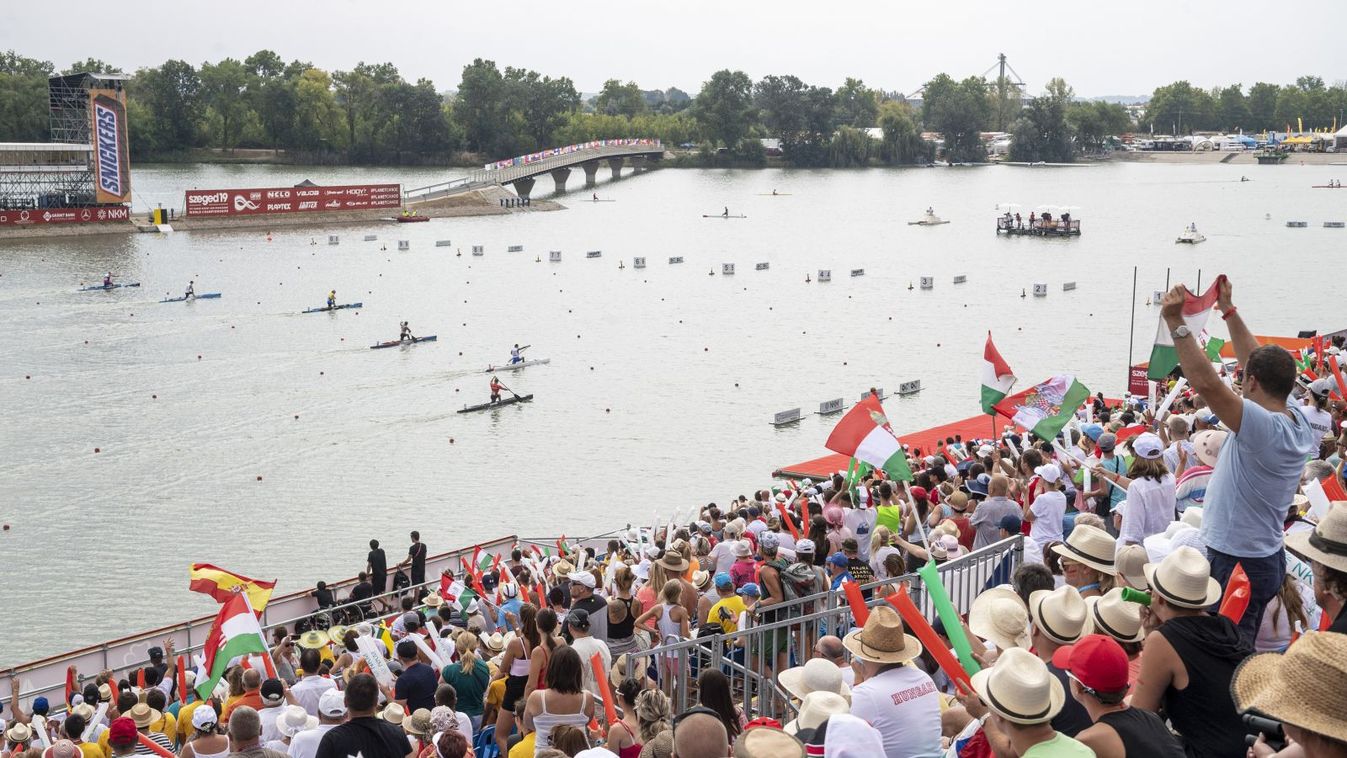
[1127,365,1149,397]
[0,207,130,225]
[89,89,132,205]
[184,184,402,217]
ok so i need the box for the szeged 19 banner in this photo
[184,184,402,217]
[89,89,132,205]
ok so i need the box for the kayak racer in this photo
[399,321,415,342]
[490,376,503,403]
[184,281,195,300]
[327,290,337,309]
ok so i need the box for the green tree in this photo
[453,58,507,154]
[1246,82,1280,131]
[877,100,928,164]
[834,77,878,127]
[244,50,298,149]
[1066,101,1131,150]
[1216,84,1250,131]
[290,67,345,152]
[64,58,121,75]
[692,69,755,148]
[1010,78,1075,162]
[828,126,873,167]
[199,57,251,149]
[128,59,202,152]
[593,79,645,117]
[1143,81,1217,133]
[504,67,578,150]
[921,74,990,162]
[0,51,54,142]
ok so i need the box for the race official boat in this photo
[457,394,533,413]
[369,335,437,349]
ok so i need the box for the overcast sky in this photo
[3,1,1340,97]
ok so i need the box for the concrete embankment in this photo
[1115,151,1346,165]
[0,186,560,241]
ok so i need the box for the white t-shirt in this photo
[454,711,473,740]
[289,675,338,717]
[569,636,611,697]
[843,508,878,561]
[287,724,337,758]
[745,519,769,538]
[708,541,736,575]
[1298,404,1334,439]
[1119,474,1177,546]
[258,703,285,743]
[1029,490,1067,549]
[870,546,902,579]
[850,664,942,758]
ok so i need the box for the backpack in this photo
[770,558,822,603]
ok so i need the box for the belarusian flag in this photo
[993,375,1090,441]
[980,332,1017,414]
[195,593,268,699]
[1148,276,1226,380]
[189,563,276,611]
[825,394,913,481]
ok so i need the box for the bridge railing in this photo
[402,142,665,202]
[482,138,662,172]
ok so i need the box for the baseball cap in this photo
[827,552,849,568]
[260,678,285,705]
[1131,433,1163,461]
[1097,433,1117,452]
[1034,463,1063,484]
[1309,377,1335,398]
[713,572,733,589]
[401,611,421,627]
[1051,634,1130,697]
[759,531,779,551]
[795,538,816,554]
[999,514,1023,533]
[737,583,761,597]
[107,717,137,747]
[1081,423,1104,442]
[191,704,219,730]
[569,570,597,589]
[909,485,928,500]
[568,608,592,631]
[32,697,48,713]
[318,689,348,718]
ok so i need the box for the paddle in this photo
[495,379,522,402]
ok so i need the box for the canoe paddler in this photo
[184,280,195,300]
[509,344,523,365]
[327,290,337,309]
[592,192,599,201]
[722,206,729,218]
[399,321,415,342]
[103,272,113,287]
[490,375,504,403]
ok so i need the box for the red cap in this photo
[107,717,138,747]
[1051,634,1129,693]
[909,486,928,501]
[744,716,782,730]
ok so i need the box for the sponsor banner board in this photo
[89,89,132,204]
[184,184,402,217]
[0,206,130,225]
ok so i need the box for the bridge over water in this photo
[404,140,666,203]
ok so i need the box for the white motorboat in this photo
[908,208,950,226]
[1175,224,1206,244]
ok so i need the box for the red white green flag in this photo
[993,375,1091,441]
[1148,276,1226,380]
[980,332,1017,414]
[825,394,913,481]
[196,592,268,699]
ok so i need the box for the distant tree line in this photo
[1,49,1341,167]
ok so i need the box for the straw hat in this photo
[554,559,575,577]
[657,551,689,573]
[127,702,162,729]
[968,588,1031,650]
[692,570,712,591]
[734,726,805,758]
[1114,545,1149,590]
[1191,430,1228,467]
[297,629,330,649]
[326,625,350,647]
[1287,501,1347,572]
[1143,546,1222,609]
[1028,585,1087,645]
[842,605,923,664]
[969,647,1065,725]
[277,705,318,737]
[422,594,444,608]
[482,632,505,653]
[71,703,96,723]
[5,722,33,744]
[401,708,433,737]
[1083,589,1144,643]
[777,658,851,702]
[609,654,653,692]
[783,691,849,736]
[1231,632,1347,743]
[379,702,406,725]
[1287,494,1309,516]
[1051,525,1117,576]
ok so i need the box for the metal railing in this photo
[1,535,519,711]
[616,536,1023,722]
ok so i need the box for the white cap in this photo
[318,689,347,717]
[1034,463,1063,484]
[1132,433,1163,460]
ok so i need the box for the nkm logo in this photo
[94,99,125,197]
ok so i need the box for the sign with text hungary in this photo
[184,184,402,217]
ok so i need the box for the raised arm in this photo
[1161,285,1245,434]
[1217,278,1258,367]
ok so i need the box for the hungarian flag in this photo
[1148,276,1226,380]
[189,563,276,611]
[980,332,1017,414]
[196,593,268,699]
[994,375,1090,441]
[825,394,913,481]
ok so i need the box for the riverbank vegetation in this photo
[1,50,1342,168]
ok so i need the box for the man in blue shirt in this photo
[1160,277,1319,645]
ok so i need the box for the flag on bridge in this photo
[825,394,912,481]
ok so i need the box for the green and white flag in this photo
[993,375,1091,441]
[1148,277,1224,380]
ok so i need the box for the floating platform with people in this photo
[995,209,1081,237]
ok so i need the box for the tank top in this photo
[656,603,681,642]
[189,742,230,758]
[611,721,642,758]
[1097,708,1185,758]
[532,689,591,754]
[1157,615,1250,758]
[608,597,636,640]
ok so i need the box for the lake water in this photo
[3,160,1345,665]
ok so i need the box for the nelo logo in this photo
[93,97,127,199]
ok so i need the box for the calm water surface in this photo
[3,161,1345,664]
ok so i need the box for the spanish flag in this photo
[189,563,276,611]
